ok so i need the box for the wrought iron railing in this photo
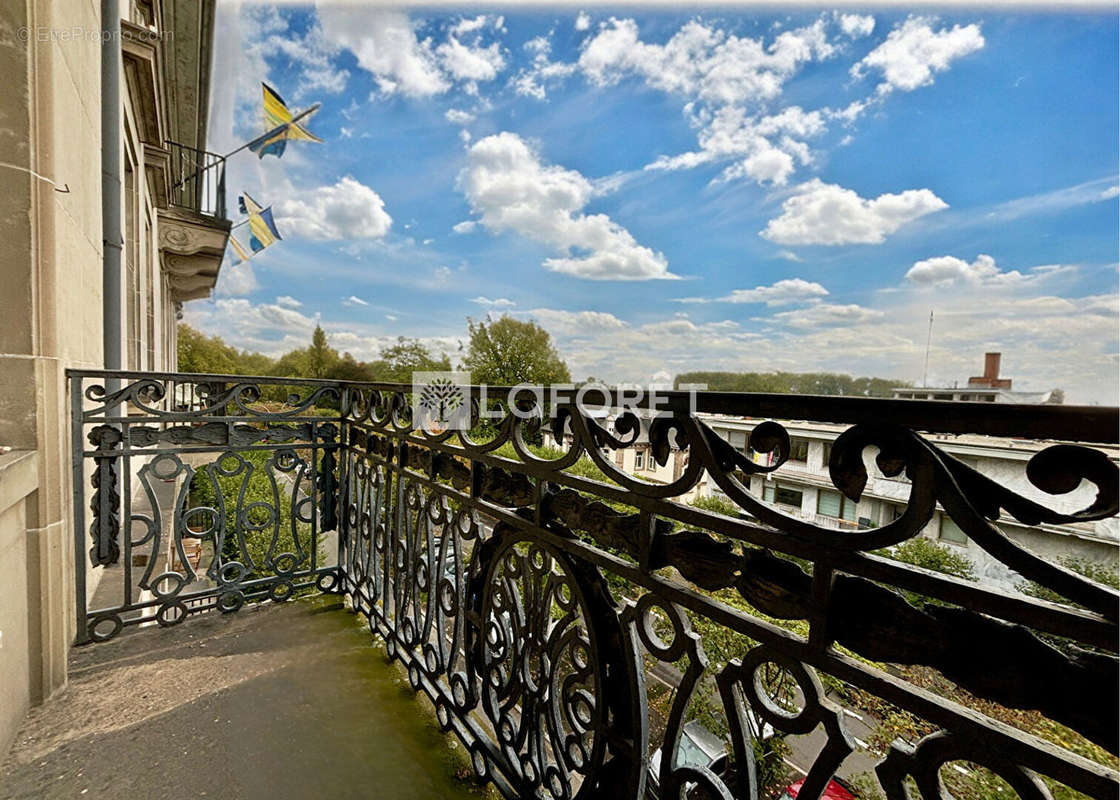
[167,141,227,219]
[68,369,1119,800]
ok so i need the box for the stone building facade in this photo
[0,0,228,756]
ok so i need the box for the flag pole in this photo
[173,104,322,191]
[221,103,321,161]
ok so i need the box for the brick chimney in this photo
[984,352,1000,381]
[968,352,1012,389]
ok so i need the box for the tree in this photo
[178,325,237,374]
[328,352,377,383]
[673,370,908,397]
[1045,388,1065,405]
[307,325,337,379]
[875,537,976,581]
[462,315,571,385]
[372,337,452,383]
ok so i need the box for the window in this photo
[959,394,973,401]
[634,451,644,470]
[821,443,832,469]
[145,213,155,369]
[125,159,141,369]
[817,489,857,522]
[764,483,803,508]
[938,515,968,544]
[776,486,803,507]
[933,393,953,400]
[789,438,809,463]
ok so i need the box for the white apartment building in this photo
[698,415,1119,592]
[545,404,1118,592]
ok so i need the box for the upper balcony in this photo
[12,369,1117,800]
[157,141,231,303]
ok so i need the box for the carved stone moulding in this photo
[157,206,232,302]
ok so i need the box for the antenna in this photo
[922,310,934,387]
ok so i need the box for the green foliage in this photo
[462,315,571,385]
[873,537,976,582]
[689,494,742,518]
[178,324,453,386]
[308,325,336,378]
[1020,556,1119,605]
[674,370,906,397]
[178,324,262,375]
[369,336,453,383]
[188,449,320,579]
[489,441,614,486]
[753,735,793,798]
[845,772,885,800]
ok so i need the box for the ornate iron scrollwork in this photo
[71,371,1120,800]
[87,424,122,566]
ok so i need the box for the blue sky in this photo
[189,3,1119,403]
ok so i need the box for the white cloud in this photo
[457,132,675,280]
[522,308,628,335]
[678,278,830,306]
[837,13,875,39]
[276,295,302,308]
[1100,185,1119,200]
[267,20,349,96]
[451,15,489,37]
[445,108,475,124]
[343,295,369,307]
[760,179,948,245]
[575,12,591,32]
[770,303,885,327]
[648,105,826,185]
[182,286,1120,405]
[578,17,835,106]
[905,254,1075,287]
[436,33,505,84]
[452,220,477,234]
[471,296,516,308]
[316,7,449,97]
[776,250,802,262]
[576,17,866,185]
[852,16,984,95]
[182,298,317,356]
[511,34,577,100]
[276,176,392,240]
[215,261,259,296]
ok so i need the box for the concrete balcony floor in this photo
[1,597,486,800]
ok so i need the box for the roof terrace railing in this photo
[68,369,1119,800]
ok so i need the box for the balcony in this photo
[158,142,232,303]
[23,370,1120,799]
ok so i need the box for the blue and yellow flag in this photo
[228,193,282,263]
[247,83,322,159]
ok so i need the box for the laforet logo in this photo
[412,372,470,433]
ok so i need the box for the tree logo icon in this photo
[412,372,470,433]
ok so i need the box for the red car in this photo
[779,778,857,800]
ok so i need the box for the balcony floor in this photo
[1,597,486,800]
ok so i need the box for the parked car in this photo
[647,720,731,799]
[778,777,857,800]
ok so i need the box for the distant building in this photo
[547,398,1119,593]
[892,352,1055,404]
[698,416,1118,592]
